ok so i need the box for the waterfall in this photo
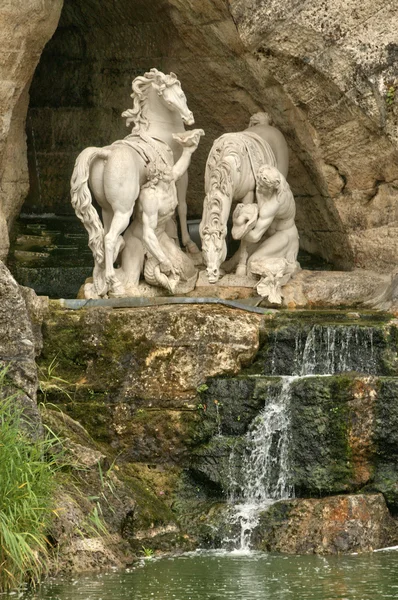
[241,377,294,503]
[271,324,377,376]
[227,377,295,552]
[298,325,376,375]
[224,323,378,551]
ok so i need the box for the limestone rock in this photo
[42,304,261,406]
[39,304,261,461]
[0,261,41,433]
[0,0,63,259]
[281,269,390,308]
[252,494,398,554]
[19,285,48,356]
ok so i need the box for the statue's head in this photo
[199,208,227,283]
[147,69,194,125]
[123,68,194,129]
[248,112,272,127]
[256,164,282,193]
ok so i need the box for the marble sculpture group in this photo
[71,68,300,304]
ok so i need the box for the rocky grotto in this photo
[1,0,398,596]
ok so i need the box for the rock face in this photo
[28,303,398,561]
[42,407,189,573]
[0,0,63,259]
[40,304,261,462]
[0,261,42,433]
[11,0,396,276]
[253,494,397,554]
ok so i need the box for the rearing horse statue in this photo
[70,68,196,296]
[199,112,289,283]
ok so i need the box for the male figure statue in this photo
[232,164,299,303]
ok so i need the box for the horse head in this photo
[199,222,227,284]
[123,68,194,130]
[151,69,194,126]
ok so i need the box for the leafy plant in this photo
[386,85,396,107]
[196,383,208,393]
[81,503,109,538]
[0,371,59,591]
[38,357,73,403]
[141,545,154,558]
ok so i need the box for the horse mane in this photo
[121,68,179,132]
[201,136,240,242]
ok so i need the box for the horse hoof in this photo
[109,280,126,298]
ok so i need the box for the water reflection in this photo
[12,550,398,600]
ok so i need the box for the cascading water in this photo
[295,325,377,376]
[227,377,295,552]
[271,324,378,376]
[225,323,379,551]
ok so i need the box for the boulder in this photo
[0,0,63,259]
[39,303,261,460]
[253,494,398,554]
[0,261,42,434]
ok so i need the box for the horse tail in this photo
[70,147,110,265]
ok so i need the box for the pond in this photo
[14,549,398,600]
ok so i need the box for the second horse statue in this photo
[199,112,300,304]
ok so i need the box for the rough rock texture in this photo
[227,0,398,272]
[252,494,398,554]
[0,261,42,433]
[39,304,261,462]
[0,0,63,259]
[43,407,191,573]
[35,305,398,559]
[0,0,391,275]
[281,269,390,309]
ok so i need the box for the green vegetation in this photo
[141,545,154,558]
[0,370,59,591]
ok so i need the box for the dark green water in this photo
[16,550,398,600]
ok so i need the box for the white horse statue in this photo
[199,112,290,283]
[70,68,198,297]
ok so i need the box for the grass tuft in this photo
[0,369,59,591]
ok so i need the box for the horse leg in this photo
[236,191,255,277]
[104,211,133,295]
[102,147,140,295]
[176,173,199,253]
[119,227,145,288]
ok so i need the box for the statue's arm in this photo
[172,147,194,182]
[172,129,204,181]
[141,196,171,269]
[244,198,279,243]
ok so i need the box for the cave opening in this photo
[9,0,343,297]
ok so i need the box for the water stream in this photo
[227,324,379,551]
